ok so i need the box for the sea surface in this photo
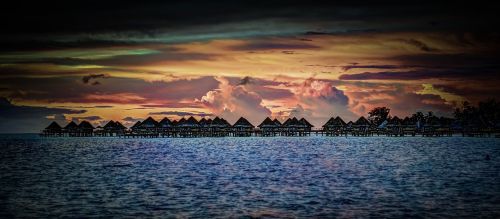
[1,134,499,218]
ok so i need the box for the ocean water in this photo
[1,135,499,218]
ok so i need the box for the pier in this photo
[40,115,499,138]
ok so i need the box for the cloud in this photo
[0,75,219,107]
[344,84,453,117]
[238,76,253,85]
[148,111,213,117]
[229,41,319,51]
[0,97,85,133]
[123,116,142,122]
[72,116,102,121]
[199,77,272,125]
[339,68,500,81]
[82,74,109,84]
[400,39,439,52]
[287,78,357,125]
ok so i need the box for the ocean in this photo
[1,134,499,218]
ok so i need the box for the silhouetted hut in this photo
[282,117,305,136]
[323,116,346,136]
[131,121,142,132]
[353,116,372,136]
[402,117,417,136]
[78,121,94,136]
[64,121,79,136]
[386,116,403,136]
[258,117,278,136]
[273,119,282,128]
[178,116,199,137]
[232,117,254,136]
[423,116,442,136]
[210,117,230,136]
[197,118,210,136]
[138,117,160,135]
[158,117,173,137]
[299,118,314,131]
[42,121,62,136]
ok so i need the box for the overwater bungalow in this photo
[177,116,200,137]
[63,121,79,136]
[282,117,311,136]
[42,121,62,136]
[353,116,372,136]
[78,121,94,136]
[258,117,278,136]
[131,121,142,131]
[323,116,346,136]
[198,118,210,136]
[102,120,127,136]
[158,117,174,137]
[232,117,254,137]
[129,117,159,137]
[386,116,403,136]
[402,117,418,136]
[210,117,230,137]
[299,118,314,132]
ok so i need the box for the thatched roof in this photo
[221,118,231,127]
[131,121,142,129]
[273,119,282,126]
[45,121,62,131]
[210,117,224,127]
[115,121,126,130]
[78,121,94,130]
[402,117,416,126]
[176,117,187,126]
[354,116,371,126]
[184,116,200,127]
[64,121,78,130]
[323,116,346,128]
[283,117,302,127]
[198,118,209,127]
[103,120,116,129]
[258,117,275,128]
[389,116,403,125]
[299,118,314,127]
[346,121,354,128]
[159,117,173,128]
[233,117,254,128]
[323,117,335,128]
[140,117,159,128]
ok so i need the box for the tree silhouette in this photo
[368,107,391,126]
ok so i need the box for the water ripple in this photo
[1,135,499,218]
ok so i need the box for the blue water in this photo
[1,135,499,218]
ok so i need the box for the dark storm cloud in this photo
[0,75,219,105]
[341,65,415,71]
[72,116,103,121]
[339,67,500,81]
[0,97,86,133]
[0,50,216,67]
[229,41,319,51]
[399,39,439,52]
[2,1,499,45]
[82,74,109,84]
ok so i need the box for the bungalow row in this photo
[322,116,454,137]
[41,120,126,137]
[42,114,489,138]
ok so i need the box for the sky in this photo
[1,1,500,132]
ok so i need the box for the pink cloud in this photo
[199,77,272,125]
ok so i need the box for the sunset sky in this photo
[1,1,499,132]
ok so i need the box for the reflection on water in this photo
[1,135,499,218]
